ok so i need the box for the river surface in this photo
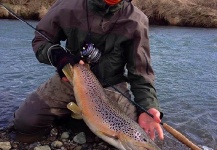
[0,20,216,150]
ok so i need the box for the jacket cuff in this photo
[136,96,163,119]
[47,44,66,67]
[137,106,163,119]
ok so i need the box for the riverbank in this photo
[0,120,118,150]
[0,0,217,28]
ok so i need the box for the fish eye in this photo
[143,138,147,142]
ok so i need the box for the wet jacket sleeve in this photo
[31,0,67,65]
[125,15,162,115]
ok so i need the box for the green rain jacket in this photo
[32,0,162,114]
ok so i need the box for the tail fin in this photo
[62,63,74,83]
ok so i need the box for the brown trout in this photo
[62,64,161,150]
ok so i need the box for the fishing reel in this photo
[81,43,101,64]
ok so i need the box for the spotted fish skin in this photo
[62,64,161,150]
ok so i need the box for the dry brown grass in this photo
[0,0,53,19]
[190,0,217,9]
[133,0,217,28]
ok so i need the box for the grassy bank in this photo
[0,0,54,19]
[133,0,217,27]
[0,0,217,27]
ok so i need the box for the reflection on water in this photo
[0,20,216,149]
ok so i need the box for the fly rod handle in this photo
[162,123,201,150]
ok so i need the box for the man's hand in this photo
[138,108,164,141]
[51,48,82,80]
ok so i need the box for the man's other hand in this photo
[138,108,164,141]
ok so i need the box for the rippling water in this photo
[0,20,216,149]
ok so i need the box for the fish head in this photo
[118,131,161,150]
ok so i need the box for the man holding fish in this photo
[13,0,164,148]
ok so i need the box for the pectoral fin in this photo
[96,131,118,139]
[67,102,82,119]
[95,131,127,150]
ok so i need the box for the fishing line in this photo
[0,3,53,43]
[105,81,155,118]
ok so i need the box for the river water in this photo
[0,20,216,150]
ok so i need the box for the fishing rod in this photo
[0,3,53,43]
[1,3,202,150]
[106,81,202,150]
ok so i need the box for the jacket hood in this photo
[88,0,124,16]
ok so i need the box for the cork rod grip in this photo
[162,123,202,150]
